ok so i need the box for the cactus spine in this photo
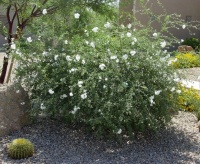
[8,138,34,159]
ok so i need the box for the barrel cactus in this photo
[7,138,34,159]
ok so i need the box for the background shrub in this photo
[172,53,200,68]
[182,38,200,51]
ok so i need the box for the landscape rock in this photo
[0,84,31,137]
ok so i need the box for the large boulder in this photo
[0,84,31,137]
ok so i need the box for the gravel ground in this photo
[0,111,200,164]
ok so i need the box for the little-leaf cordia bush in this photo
[14,16,180,137]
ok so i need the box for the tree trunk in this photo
[0,57,8,83]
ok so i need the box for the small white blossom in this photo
[42,9,47,15]
[182,24,186,29]
[85,40,89,45]
[104,22,111,28]
[126,32,131,37]
[127,23,132,29]
[160,41,167,48]
[99,64,106,70]
[42,51,48,56]
[60,94,67,99]
[64,40,68,44]
[116,129,122,134]
[81,92,87,99]
[103,85,106,88]
[78,81,83,87]
[82,60,85,64]
[20,102,25,105]
[40,103,46,110]
[171,87,175,92]
[133,37,137,42]
[122,54,128,60]
[149,95,155,106]
[110,56,117,60]
[11,43,16,50]
[153,33,158,37]
[181,39,184,43]
[74,13,80,19]
[66,55,72,61]
[105,78,108,81]
[69,92,73,96]
[176,90,181,94]
[116,59,119,63]
[75,55,81,61]
[48,89,54,94]
[27,37,32,42]
[92,27,99,33]
[155,90,162,95]
[16,90,20,93]
[130,50,136,56]
[54,55,59,60]
[90,42,95,48]
[71,106,80,114]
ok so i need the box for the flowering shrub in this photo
[176,85,200,120]
[172,53,200,68]
[12,2,194,137]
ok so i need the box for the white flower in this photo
[64,40,68,44]
[42,9,47,15]
[85,40,89,45]
[127,23,132,29]
[69,92,73,96]
[126,32,131,37]
[74,13,80,19]
[54,55,59,60]
[105,78,108,81]
[20,102,25,105]
[176,90,181,94]
[110,56,117,60]
[155,90,162,95]
[66,55,72,61]
[70,106,80,114]
[60,94,67,99]
[69,68,77,73]
[75,55,81,61]
[78,81,83,87]
[27,37,32,42]
[40,103,46,110]
[92,27,99,33]
[130,50,136,56]
[149,95,155,106]
[160,41,167,48]
[153,33,158,37]
[82,60,85,64]
[104,22,111,28]
[181,39,184,43]
[116,129,122,134]
[42,51,48,56]
[99,64,106,70]
[48,89,54,94]
[16,90,20,93]
[81,92,87,99]
[182,24,186,29]
[90,42,95,48]
[116,59,119,63]
[11,43,16,50]
[122,54,128,60]
[133,37,137,42]
[171,87,175,92]
[103,85,106,89]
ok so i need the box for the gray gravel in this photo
[0,111,200,164]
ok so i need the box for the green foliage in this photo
[172,53,200,68]
[182,38,200,51]
[8,138,34,159]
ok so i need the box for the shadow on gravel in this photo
[0,117,200,164]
